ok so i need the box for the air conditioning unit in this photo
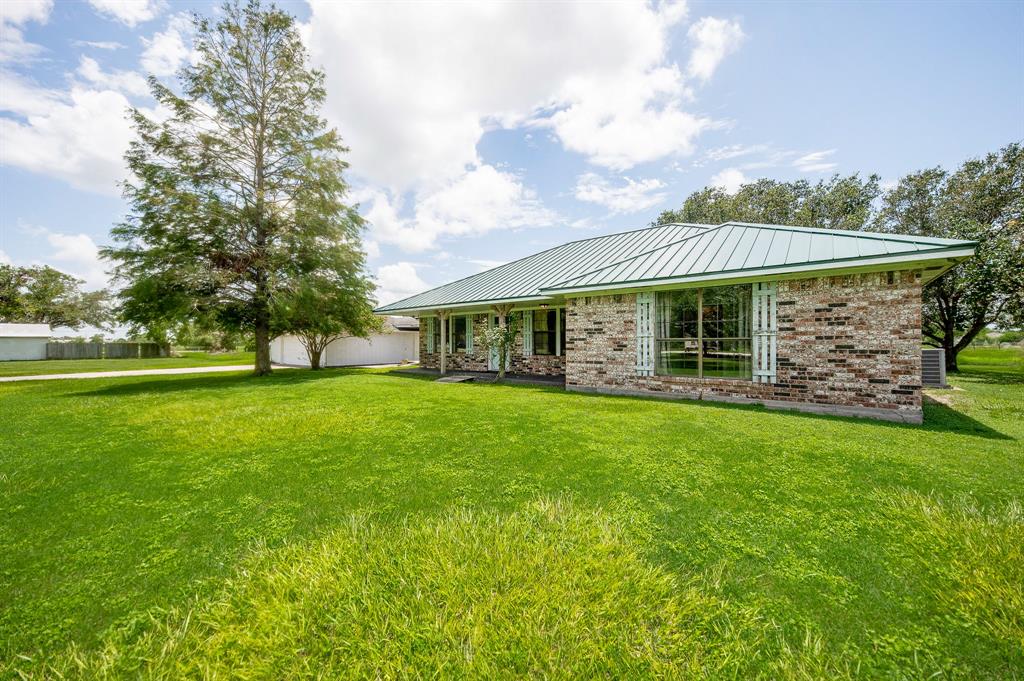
[921,348,948,388]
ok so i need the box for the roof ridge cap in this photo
[722,221,974,245]
[556,221,714,249]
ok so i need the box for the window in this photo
[532,309,556,355]
[450,316,467,352]
[431,318,441,353]
[655,285,752,379]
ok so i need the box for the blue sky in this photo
[1,0,1021,311]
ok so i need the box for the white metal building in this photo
[270,316,419,367]
[0,324,51,361]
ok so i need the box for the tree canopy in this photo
[872,144,1023,368]
[104,0,375,374]
[272,259,380,369]
[655,174,882,231]
[0,265,110,329]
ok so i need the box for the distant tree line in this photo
[655,143,1023,370]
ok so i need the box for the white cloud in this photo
[0,0,51,24]
[375,262,430,306]
[686,17,745,82]
[76,55,149,97]
[44,231,108,290]
[0,71,137,194]
[141,13,193,77]
[703,144,768,163]
[307,1,738,189]
[793,149,838,173]
[710,168,747,194]
[0,0,52,62]
[72,40,126,50]
[573,173,668,214]
[88,0,164,27]
[542,65,715,171]
[7,224,109,290]
[359,165,556,253]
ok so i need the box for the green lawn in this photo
[0,351,255,377]
[1,349,1021,678]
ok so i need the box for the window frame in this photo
[430,317,441,353]
[529,307,565,356]
[449,315,468,353]
[654,285,752,380]
[531,309,556,356]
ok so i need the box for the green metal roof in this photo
[374,222,975,313]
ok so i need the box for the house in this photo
[375,222,976,423]
[270,316,419,367]
[0,324,51,361]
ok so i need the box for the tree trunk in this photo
[254,319,271,375]
[943,335,958,372]
[253,281,272,376]
[310,347,322,370]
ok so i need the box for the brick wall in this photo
[419,312,565,376]
[565,271,923,422]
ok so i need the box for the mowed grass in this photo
[0,349,1021,678]
[0,351,255,378]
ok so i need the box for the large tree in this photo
[873,144,1023,370]
[105,0,372,375]
[655,173,882,231]
[0,265,110,329]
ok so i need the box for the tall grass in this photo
[28,499,862,680]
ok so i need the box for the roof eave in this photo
[373,294,559,316]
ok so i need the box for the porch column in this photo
[438,309,450,375]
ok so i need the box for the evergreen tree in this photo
[105,0,373,375]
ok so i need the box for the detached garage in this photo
[0,324,51,361]
[271,316,419,368]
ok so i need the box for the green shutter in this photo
[635,292,654,376]
[752,283,777,383]
[522,310,533,356]
[426,317,435,353]
[465,315,474,353]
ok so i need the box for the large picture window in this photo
[655,285,752,379]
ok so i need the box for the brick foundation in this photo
[564,272,923,423]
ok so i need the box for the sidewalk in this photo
[0,364,296,383]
